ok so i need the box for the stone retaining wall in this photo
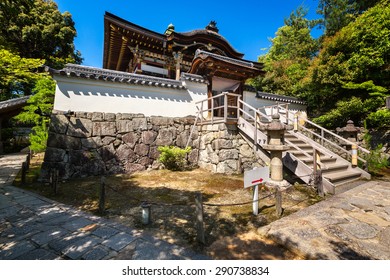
[42,111,265,180]
[197,123,266,174]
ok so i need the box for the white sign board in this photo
[244,166,270,188]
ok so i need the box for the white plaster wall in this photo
[53,76,208,117]
[243,91,307,122]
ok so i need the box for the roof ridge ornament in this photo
[205,21,219,33]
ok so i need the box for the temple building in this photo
[43,12,309,182]
[50,12,305,118]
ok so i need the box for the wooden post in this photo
[26,152,31,170]
[313,149,324,197]
[224,93,228,122]
[51,168,59,195]
[99,176,106,215]
[317,169,324,197]
[195,192,205,244]
[275,188,283,217]
[21,162,27,184]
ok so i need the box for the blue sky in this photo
[54,0,322,68]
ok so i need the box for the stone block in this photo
[155,128,174,146]
[67,117,93,137]
[176,131,189,148]
[49,115,69,134]
[47,134,81,150]
[212,139,234,150]
[92,112,104,121]
[79,159,106,176]
[142,131,157,145]
[98,144,116,162]
[138,156,152,166]
[101,136,116,146]
[219,149,239,160]
[134,144,149,156]
[149,146,160,160]
[44,147,66,162]
[132,117,148,131]
[188,149,199,164]
[69,150,96,166]
[122,132,139,148]
[104,113,116,121]
[216,160,238,174]
[239,143,254,158]
[116,120,134,133]
[150,116,173,126]
[81,137,103,149]
[75,112,88,118]
[116,144,137,163]
[92,122,116,136]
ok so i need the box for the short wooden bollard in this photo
[195,192,205,245]
[99,177,106,215]
[275,188,283,217]
[316,169,324,197]
[51,169,59,195]
[21,162,27,184]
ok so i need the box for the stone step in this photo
[301,156,338,164]
[309,162,350,173]
[323,170,362,185]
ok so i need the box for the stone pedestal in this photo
[262,114,291,191]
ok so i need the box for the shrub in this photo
[363,144,389,173]
[157,146,191,171]
[365,109,390,129]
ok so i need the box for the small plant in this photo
[363,144,389,173]
[157,146,191,171]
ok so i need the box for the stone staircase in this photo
[283,131,369,194]
[193,92,371,194]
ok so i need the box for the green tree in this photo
[252,6,319,96]
[0,0,82,69]
[302,0,389,128]
[14,77,55,152]
[317,0,382,36]
[0,48,43,100]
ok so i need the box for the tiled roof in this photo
[244,86,306,105]
[180,73,208,84]
[0,96,30,113]
[194,50,258,69]
[48,64,186,90]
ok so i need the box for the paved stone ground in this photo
[258,180,390,259]
[0,153,208,260]
[2,153,390,260]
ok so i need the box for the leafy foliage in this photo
[0,0,82,69]
[251,6,319,96]
[312,96,383,128]
[317,0,382,36]
[301,1,390,127]
[14,77,55,152]
[157,146,192,171]
[365,109,390,129]
[0,48,43,100]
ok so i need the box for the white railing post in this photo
[294,114,298,132]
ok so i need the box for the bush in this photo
[365,109,390,129]
[157,146,191,171]
[363,144,389,173]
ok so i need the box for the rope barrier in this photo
[203,192,275,207]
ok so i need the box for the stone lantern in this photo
[336,120,360,149]
[262,114,291,189]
